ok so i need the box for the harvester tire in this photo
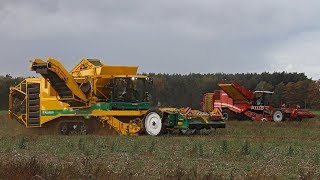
[293,117,302,122]
[272,110,284,122]
[222,109,235,120]
[143,109,164,136]
[59,122,69,135]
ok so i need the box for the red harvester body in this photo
[202,81,315,122]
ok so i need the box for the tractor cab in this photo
[253,91,274,106]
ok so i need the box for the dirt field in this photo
[0,111,319,179]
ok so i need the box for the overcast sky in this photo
[1,0,320,79]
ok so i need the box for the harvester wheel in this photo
[272,110,284,122]
[293,117,302,121]
[222,109,235,120]
[143,110,164,136]
[78,123,87,135]
[261,118,267,122]
[59,122,69,135]
[179,128,196,135]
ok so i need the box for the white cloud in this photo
[1,0,320,79]
[266,31,320,79]
[0,1,103,39]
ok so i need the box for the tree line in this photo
[149,72,320,109]
[0,72,319,110]
[0,75,24,110]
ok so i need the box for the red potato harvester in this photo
[202,81,315,122]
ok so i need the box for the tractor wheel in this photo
[272,110,284,122]
[179,128,196,135]
[143,110,164,136]
[222,109,235,120]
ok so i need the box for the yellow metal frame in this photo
[9,78,41,127]
[10,58,152,135]
[99,116,142,135]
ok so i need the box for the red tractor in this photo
[202,81,315,122]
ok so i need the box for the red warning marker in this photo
[185,107,192,114]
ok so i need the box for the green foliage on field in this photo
[0,75,24,110]
[0,117,319,179]
[312,111,320,115]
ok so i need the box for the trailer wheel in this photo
[143,110,163,136]
[272,110,284,122]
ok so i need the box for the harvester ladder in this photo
[27,83,40,126]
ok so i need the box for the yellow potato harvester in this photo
[9,58,225,135]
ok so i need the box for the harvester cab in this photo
[252,91,274,106]
[108,76,151,103]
